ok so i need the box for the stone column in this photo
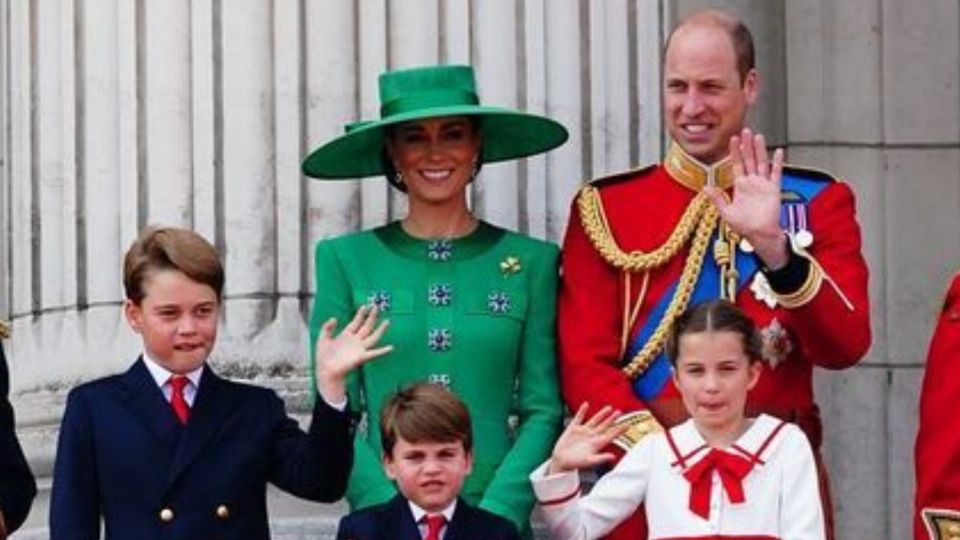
[0,2,663,537]
[787,1,960,538]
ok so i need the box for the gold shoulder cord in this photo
[576,185,720,380]
[577,185,709,271]
[621,206,718,378]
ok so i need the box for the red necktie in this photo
[682,448,754,520]
[422,514,446,540]
[169,375,190,424]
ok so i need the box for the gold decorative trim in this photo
[921,507,960,540]
[771,246,826,310]
[621,205,719,379]
[577,164,738,381]
[820,261,856,312]
[664,142,734,192]
[612,410,663,451]
[577,185,710,272]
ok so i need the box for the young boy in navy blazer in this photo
[334,382,520,540]
[50,226,391,540]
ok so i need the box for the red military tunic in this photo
[914,272,960,540]
[558,144,871,540]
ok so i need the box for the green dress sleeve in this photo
[308,239,397,509]
[478,243,563,529]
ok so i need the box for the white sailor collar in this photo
[666,414,789,473]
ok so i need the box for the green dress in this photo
[309,220,562,530]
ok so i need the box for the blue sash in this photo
[624,174,829,401]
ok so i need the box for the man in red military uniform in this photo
[915,273,960,540]
[557,9,870,540]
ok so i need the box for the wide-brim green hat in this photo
[302,65,569,179]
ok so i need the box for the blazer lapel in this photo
[167,366,239,484]
[385,495,423,540]
[119,358,183,453]
[444,498,472,540]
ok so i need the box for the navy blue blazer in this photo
[336,494,521,540]
[50,358,353,540]
[0,340,37,535]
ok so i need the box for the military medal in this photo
[783,202,814,249]
[760,318,793,369]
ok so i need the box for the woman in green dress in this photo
[302,65,567,532]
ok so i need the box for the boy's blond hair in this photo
[123,226,224,304]
[380,382,473,456]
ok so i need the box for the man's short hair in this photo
[380,382,473,456]
[122,226,224,304]
[667,9,756,84]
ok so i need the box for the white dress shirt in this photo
[142,353,203,406]
[409,499,457,540]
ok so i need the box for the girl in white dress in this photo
[531,300,825,540]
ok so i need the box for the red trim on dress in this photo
[539,487,581,507]
[731,420,788,466]
[665,428,708,469]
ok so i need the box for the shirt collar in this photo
[664,141,735,192]
[142,352,204,389]
[670,414,781,468]
[408,498,457,525]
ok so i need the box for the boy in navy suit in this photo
[335,382,520,540]
[50,226,391,540]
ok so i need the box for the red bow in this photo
[682,448,754,520]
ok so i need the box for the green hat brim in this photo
[301,106,568,179]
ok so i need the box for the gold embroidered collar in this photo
[664,142,734,191]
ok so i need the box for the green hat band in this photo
[380,89,479,118]
[302,64,569,179]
